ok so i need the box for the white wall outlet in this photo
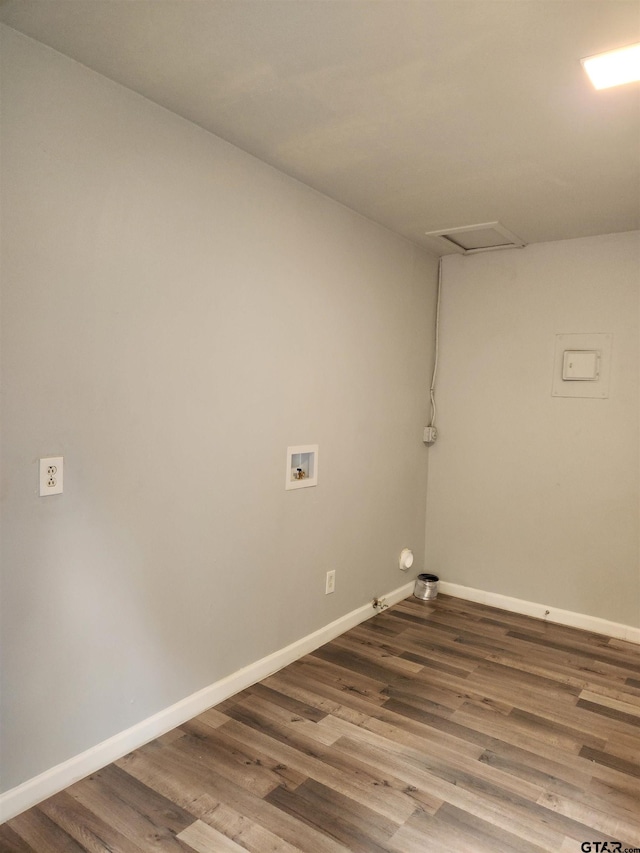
[39,456,63,496]
[325,570,336,595]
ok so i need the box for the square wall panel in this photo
[562,350,600,381]
[552,334,612,399]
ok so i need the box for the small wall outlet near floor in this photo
[325,570,336,595]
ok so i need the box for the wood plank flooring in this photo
[2,594,640,852]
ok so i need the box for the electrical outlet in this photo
[39,456,63,496]
[325,570,336,595]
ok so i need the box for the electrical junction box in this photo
[423,426,437,445]
[552,334,612,399]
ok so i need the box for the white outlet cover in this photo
[39,456,63,496]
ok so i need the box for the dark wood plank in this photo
[580,746,640,779]
[64,764,194,852]
[266,779,398,853]
[576,697,640,728]
[6,805,88,853]
[37,790,150,853]
[0,822,40,853]
[118,738,349,853]
[399,801,550,853]
[506,629,640,675]
[178,806,303,853]
[179,716,307,792]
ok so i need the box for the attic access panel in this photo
[424,221,526,254]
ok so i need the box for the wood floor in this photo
[2,594,640,853]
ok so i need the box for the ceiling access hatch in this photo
[424,221,526,255]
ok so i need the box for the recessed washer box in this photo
[552,334,612,399]
[285,444,318,490]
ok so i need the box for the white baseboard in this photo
[6,577,635,823]
[0,581,414,824]
[439,581,640,645]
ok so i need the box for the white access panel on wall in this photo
[562,350,600,381]
[552,333,612,399]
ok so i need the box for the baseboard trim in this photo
[0,581,414,823]
[7,578,634,822]
[439,581,640,644]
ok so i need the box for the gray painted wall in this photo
[426,234,640,627]
[0,27,437,791]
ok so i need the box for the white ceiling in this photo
[1,0,639,254]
